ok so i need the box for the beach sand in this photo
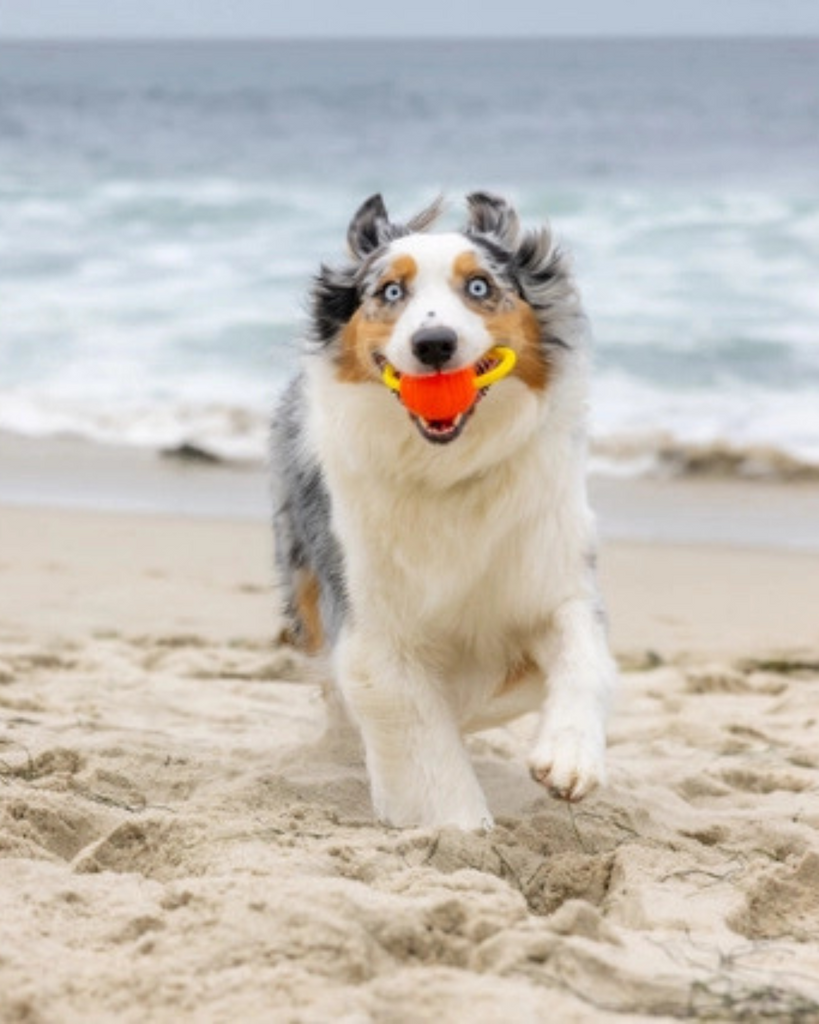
[1,462,818,1022]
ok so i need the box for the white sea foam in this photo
[2,179,818,477]
[1,40,818,480]
[0,392,270,463]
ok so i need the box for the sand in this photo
[1,498,818,1023]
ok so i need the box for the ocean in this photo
[1,38,818,474]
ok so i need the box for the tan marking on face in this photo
[497,653,539,697]
[337,309,393,383]
[484,297,549,391]
[451,250,485,287]
[379,253,418,291]
[336,254,417,384]
[451,251,549,391]
[294,569,324,654]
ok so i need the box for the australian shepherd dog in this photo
[271,192,616,830]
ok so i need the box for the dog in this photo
[271,192,616,830]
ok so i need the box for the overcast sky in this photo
[1,0,818,39]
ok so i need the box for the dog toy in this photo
[381,346,516,421]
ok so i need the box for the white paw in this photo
[430,809,495,833]
[528,726,606,802]
[374,788,494,832]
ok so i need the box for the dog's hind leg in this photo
[334,628,494,831]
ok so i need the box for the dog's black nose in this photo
[411,326,458,369]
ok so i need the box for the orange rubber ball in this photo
[399,366,478,421]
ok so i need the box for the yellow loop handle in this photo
[382,362,402,392]
[473,346,516,389]
[380,345,516,393]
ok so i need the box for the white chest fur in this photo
[305,361,595,676]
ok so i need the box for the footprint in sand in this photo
[729,852,819,942]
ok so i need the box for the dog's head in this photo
[310,193,583,445]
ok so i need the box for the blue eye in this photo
[383,282,404,303]
[467,277,490,299]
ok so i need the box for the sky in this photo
[1,0,818,39]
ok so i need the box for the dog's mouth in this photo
[373,352,499,446]
[411,410,473,445]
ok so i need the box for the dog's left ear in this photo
[467,193,577,347]
[347,194,393,260]
[465,192,521,250]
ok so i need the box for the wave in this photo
[0,395,269,465]
[590,434,819,482]
[2,394,819,483]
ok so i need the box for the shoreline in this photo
[3,431,819,551]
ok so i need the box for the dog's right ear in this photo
[347,194,392,260]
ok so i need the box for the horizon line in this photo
[0,32,817,43]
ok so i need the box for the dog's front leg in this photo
[528,597,616,802]
[335,629,493,830]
